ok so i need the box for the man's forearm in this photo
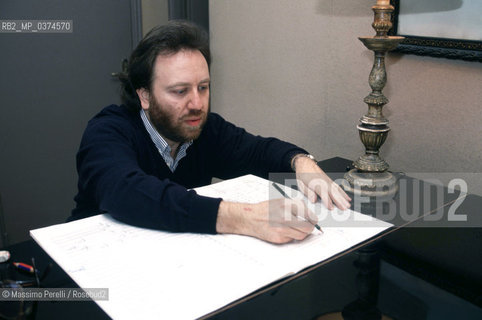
[216,201,254,236]
[215,199,315,244]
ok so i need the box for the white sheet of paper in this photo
[30,175,392,319]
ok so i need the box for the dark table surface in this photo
[319,157,482,308]
[1,157,481,319]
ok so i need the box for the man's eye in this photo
[199,85,209,92]
[172,89,186,95]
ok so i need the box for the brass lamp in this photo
[344,0,404,197]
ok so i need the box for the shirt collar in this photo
[140,109,193,171]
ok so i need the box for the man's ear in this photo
[136,88,150,110]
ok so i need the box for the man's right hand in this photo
[215,198,318,244]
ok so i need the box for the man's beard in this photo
[147,96,207,143]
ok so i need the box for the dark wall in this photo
[169,0,209,33]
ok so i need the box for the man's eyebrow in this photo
[166,82,190,89]
[166,78,210,89]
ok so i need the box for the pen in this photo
[13,262,35,273]
[271,182,323,233]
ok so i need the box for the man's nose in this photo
[188,90,203,110]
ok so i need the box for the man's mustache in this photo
[182,110,205,118]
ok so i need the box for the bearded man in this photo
[71,21,350,244]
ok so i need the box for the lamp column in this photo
[344,0,404,198]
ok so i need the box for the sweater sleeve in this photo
[74,111,220,234]
[206,114,308,179]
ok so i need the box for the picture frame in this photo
[389,0,482,62]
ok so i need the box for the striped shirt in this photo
[140,110,192,172]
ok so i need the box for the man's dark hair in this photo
[120,20,211,111]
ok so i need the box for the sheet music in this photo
[30,175,392,320]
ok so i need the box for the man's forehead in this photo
[152,49,209,83]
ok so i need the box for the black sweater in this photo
[71,105,306,234]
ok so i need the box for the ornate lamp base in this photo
[344,169,398,198]
[343,1,404,199]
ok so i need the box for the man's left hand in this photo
[294,156,351,210]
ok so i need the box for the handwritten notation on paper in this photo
[30,174,393,320]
